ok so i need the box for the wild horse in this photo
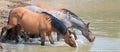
[0,7,77,47]
[25,4,95,42]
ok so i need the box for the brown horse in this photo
[35,4,77,40]
[0,7,77,47]
[26,4,95,42]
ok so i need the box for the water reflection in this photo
[0,36,93,52]
[91,37,120,52]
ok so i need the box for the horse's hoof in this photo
[51,42,54,44]
[41,42,45,46]
[51,41,54,44]
[41,44,45,46]
[0,46,3,49]
[0,39,2,42]
[16,37,24,44]
[75,38,77,40]
[57,39,60,41]
[0,39,6,43]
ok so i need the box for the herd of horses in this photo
[0,4,95,47]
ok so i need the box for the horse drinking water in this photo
[0,7,77,47]
[25,4,95,42]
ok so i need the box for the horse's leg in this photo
[1,28,13,42]
[23,33,30,42]
[19,31,30,42]
[3,27,16,41]
[0,27,7,42]
[16,33,22,43]
[40,32,46,46]
[0,25,15,42]
[48,32,54,44]
[57,33,60,41]
[14,25,22,43]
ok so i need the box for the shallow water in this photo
[0,0,120,52]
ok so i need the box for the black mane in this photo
[61,8,78,18]
[42,12,68,34]
[61,8,85,23]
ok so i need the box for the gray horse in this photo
[25,5,95,42]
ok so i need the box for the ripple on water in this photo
[90,36,120,52]
[93,31,108,35]
[118,32,120,37]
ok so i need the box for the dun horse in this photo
[0,7,77,47]
[25,4,95,42]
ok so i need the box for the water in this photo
[0,0,120,52]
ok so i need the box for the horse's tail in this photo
[7,10,12,24]
[42,12,67,34]
[4,10,14,40]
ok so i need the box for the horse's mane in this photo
[61,8,85,23]
[61,8,78,18]
[42,12,68,34]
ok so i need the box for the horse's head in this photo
[68,29,77,40]
[64,30,78,47]
[82,23,95,42]
[60,9,95,42]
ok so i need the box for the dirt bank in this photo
[0,0,32,29]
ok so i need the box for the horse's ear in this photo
[68,30,72,35]
[87,22,90,28]
[63,11,69,14]
[66,11,70,14]
[61,9,69,14]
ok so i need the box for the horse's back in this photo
[9,7,49,34]
[11,7,43,19]
[11,7,27,15]
[21,12,48,34]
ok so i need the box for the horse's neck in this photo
[70,17,87,31]
[51,11,87,32]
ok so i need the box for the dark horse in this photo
[25,4,95,42]
[0,7,77,47]
[0,10,29,42]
